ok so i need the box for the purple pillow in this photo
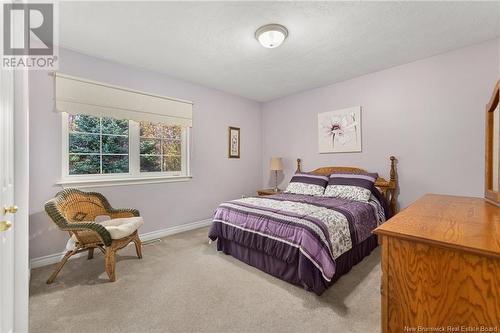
[328,172,378,189]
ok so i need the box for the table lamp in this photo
[270,157,283,192]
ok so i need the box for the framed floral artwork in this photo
[228,126,240,158]
[318,106,361,153]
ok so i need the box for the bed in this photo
[208,157,398,295]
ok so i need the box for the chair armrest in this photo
[62,222,112,246]
[108,208,140,219]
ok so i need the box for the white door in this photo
[0,69,16,333]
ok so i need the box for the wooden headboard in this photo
[296,156,398,213]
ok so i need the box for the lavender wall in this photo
[30,39,499,260]
[29,49,262,259]
[262,39,500,208]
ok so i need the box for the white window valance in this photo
[54,73,193,127]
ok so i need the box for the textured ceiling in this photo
[60,1,500,102]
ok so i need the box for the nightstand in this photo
[257,188,282,196]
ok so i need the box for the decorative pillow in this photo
[323,172,378,202]
[284,173,329,196]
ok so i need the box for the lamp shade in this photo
[270,157,283,171]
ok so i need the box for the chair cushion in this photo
[100,217,144,239]
[71,217,144,242]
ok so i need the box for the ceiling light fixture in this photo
[255,24,288,49]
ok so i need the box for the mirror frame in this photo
[485,79,500,206]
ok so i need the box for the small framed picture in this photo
[228,126,240,158]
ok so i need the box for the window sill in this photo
[56,175,193,188]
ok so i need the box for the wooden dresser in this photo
[374,194,500,332]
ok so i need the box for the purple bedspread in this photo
[208,193,383,286]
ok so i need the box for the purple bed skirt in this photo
[216,234,379,295]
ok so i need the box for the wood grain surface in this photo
[375,194,500,258]
[375,194,500,332]
[257,188,283,196]
[383,236,500,330]
[485,79,500,206]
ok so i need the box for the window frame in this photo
[59,113,192,188]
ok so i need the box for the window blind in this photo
[54,73,193,127]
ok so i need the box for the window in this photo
[140,122,182,173]
[61,113,190,186]
[68,115,129,175]
[55,73,192,186]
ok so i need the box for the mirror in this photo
[493,103,499,192]
[485,80,500,205]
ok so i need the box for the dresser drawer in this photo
[379,235,500,332]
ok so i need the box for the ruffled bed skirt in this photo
[215,234,378,295]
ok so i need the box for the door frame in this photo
[1,2,30,330]
[13,67,29,333]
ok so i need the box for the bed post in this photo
[296,158,302,173]
[390,156,396,182]
[389,156,398,214]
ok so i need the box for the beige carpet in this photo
[30,227,381,333]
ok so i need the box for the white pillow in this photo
[284,173,329,196]
[322,172,377,202]
[323,185,372,202]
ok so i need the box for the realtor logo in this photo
[2,2,58,69]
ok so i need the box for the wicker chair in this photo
[44,188,143,284]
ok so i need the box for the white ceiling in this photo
[60,1,500,102]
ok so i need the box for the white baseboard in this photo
[138,218,212,242]
[30,218,212,269]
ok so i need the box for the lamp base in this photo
[273,170,281,193]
